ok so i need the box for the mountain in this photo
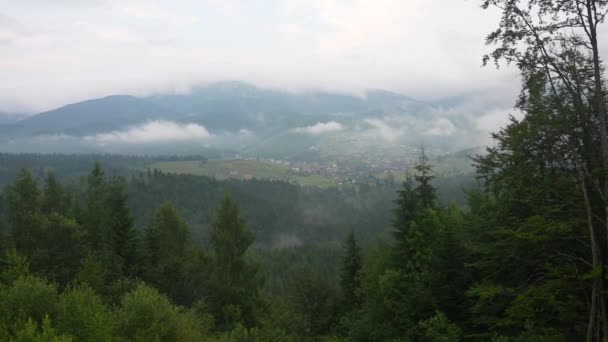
[0,112,27,125]
[147,81,373,131]
[13,95,176,135]
[8,82,427,136]
[0,81,487,157]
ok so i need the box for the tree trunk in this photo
[587,2,608,340]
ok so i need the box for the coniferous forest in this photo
[3,1,608,341]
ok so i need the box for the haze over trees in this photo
[1,0,608,341]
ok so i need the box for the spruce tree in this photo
[83,162,106,250]
[208,195,260,329]
[145,202,188,264]
[5,168,43,260]
[414,147,436,210]
[41,171,71,217]
[104,177,138,276]
[340,231,362,313]
[383,152,443,339]
[0,220,6,257]
[391,176,418,269]
[144,202,191,303]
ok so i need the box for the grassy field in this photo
[150,159,335,187]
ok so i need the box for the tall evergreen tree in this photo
[104,177,138,277]
[145,202,188,264]
[41,171,71,217]
[38,212,85,286]
[208,195,260,329]
[5,168,43,260]
[391,177,418,270]
[0,220,6,256]
[414,147,436,210]
[378,153,445,339]
[340,231,362,313]
[144,202,194,304]
[5,169,84,285]
[83,162,106,250]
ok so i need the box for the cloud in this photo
[364,118,401,142]
[0,14,53,46]
[425,118,456,136]
[475,108,523,133]
[238,128,253,135]
[86,120,212,144]
[95,27,140,43]
[0,0,522,113]
[291,121,344,135]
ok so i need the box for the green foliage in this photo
[41,172,72,218]
[0,276,59,327]
[83,162,106,251]
[73,251,122,302]
[465,106,590,337]
[340,231,362,313]
[0,129,597,342]
[0,249,29,286]
[214,323,294,342]
[143,202,204,305]
[56,285,112,341]
[34,213,85,286]
[414,148,437,210]
[10,316,72,342]
[145,202,188,264]
[347,241,395,341]
[5,169,44,263]
[418,311,462,342]
[207,195,261,329]
[290,268,340,337]
[112,283,211,342]
[104,177,138,277]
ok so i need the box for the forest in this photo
[3,0,608,341]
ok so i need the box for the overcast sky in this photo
[0,0,519,113]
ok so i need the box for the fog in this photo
[0,0,518,115]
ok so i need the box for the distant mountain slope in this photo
[9,81,428,136]
[14,95,176,135]
[147,81,376,131]
[0,81,489,156]
[0,112,27,125]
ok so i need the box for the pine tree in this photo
[340,231,362,313]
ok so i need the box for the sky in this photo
[0,0,519,114]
